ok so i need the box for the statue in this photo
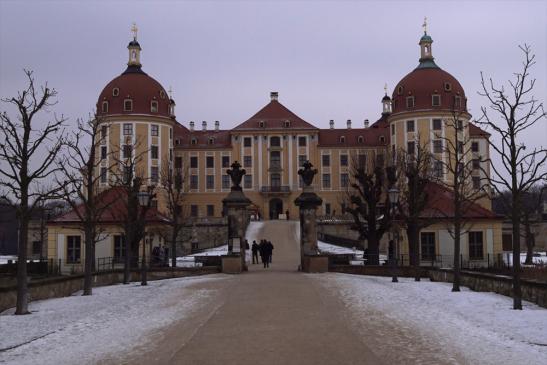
[227,161,246,191]
[298,160,317,187]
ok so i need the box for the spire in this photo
[125,22,143,72]
[416,17,438,69]
[382,83,392,115]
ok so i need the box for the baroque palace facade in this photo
[47,25,503,271]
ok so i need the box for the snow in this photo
[318,240,362,255]
[502,251,547,266]
[315,273,547,365]
[0,255,17,264]
[0,275,228,365]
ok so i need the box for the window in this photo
[299,155,307,167]
[243,156,252,167]
[358,154,367,169]
[123,145,132,159]
[391,124,395,135]
[160,90,166,99]
[433,140,443,153]
[190,205,198,217]
[444,82,452,92]
[271,173,281,187]
[101,125,107,139]
[340,154,348,167]
[175,156,183,169]
[206,156,214,168]
[191,138,197,145]
[151,145,158,159]
[322,174,331,189]
[206,175,214,189]
[432,94,441,106]
[112,88,119,97]
[379,136,386,144]
[397,86,403,95]
[472,176,481,190]
[124,99,133,112]
[222,156,230,168]
[270,136,281,147]
[102,101,109,113]
[357,136,364,144]
[433,119,442,130]
[341,173,349,188]
[339,136,345,143]
[407,141,415,155]
[67,236,81,264]
[284,120,290,128]
[406,96,415,108]
[325,203,331,215]
[151,124,159,136]
[458,142,464,154]
[322,154,330,167]
[472,142,479,152]
[298,136,307,146]
[454,96,461,108]
[123,166,132,184]
[101,146,107,160]
[243,137,252,147]
[457,120,463,131]
[222,175,230,189]
[190,175,198,190]
[259,121,265,128]
[434,161,443,178]
[151,100,158,113]
[376,153,385,167]
[114,235,125,261]
[406,120,415,132]
[243,175,252,189]
[270,151,281,168]
[469,231,484,260]
[123,123,133,135]
[472,158,480,170]
[169,128,172,139]
[190,156,198,168]
[150,166,159,183]
[421,232,436,261]
[174,174,182,190]
[208,137,215,145]
[207,205,215,217]
[100,167,107,183]
[457,162,464,178]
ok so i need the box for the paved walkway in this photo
[127,221,383,365]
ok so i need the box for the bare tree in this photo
[160,155,187,268]
[57,115,116,295]
[0,70,66,314]
[477,44,547,309]
[346,153,396,265]
[395,137,436,281]
[437,110,489,291]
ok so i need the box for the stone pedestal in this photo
[221,255,243,274]
[295,185,323,273]
[301,255,329,273]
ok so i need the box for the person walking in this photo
[251,240,259,264]
[265,240,274,266]
[259,240,268,268]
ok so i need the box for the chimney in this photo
[215,120,220,131]
[329,119,334,129]
[189,121,195,131]
[270,91,278,101]
[364,119,369,128]
[202,121,207,131]
[347,119,352,129]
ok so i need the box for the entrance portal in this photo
[269,198,283,220]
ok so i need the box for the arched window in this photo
[379,136,386,144]
[208,137,215,145]
[151,100,158,113]
[124,99,133,112]
[191,138,197,145]
[339,136,345,143]
[357,136,364,144]
[112,88,119,97]
[101,101,108,113]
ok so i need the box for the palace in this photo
[47,24,503,271]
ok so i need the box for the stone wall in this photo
[0,267,220,313]
[428,268,547,309]
[330,264,426,278]
[178,218,228,254]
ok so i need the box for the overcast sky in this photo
[0,1,545,167]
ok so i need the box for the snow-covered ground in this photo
[316,274,547,365]
[0,275,227,365]
[0,255,17,264]
[502,251,547,266]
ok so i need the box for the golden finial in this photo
[422,17,428,35]
[384,83,388,95]
[131,22,138,40]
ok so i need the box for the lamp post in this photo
[388,187,400,283]
[138,191,150,286]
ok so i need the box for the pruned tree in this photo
[477,44,547,309]
[346,152,396,265]
[160,154,188,268]
[395,136,436,281]
[57,115,116,295]
[436,109,490,291]
[0,70,66,314]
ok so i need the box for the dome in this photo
[97,71,171,118]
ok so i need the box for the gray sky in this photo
[0,1,546,165]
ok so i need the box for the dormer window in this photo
[379,136,386,144]
[406,96,415,108]
[191,138,197,145]
[454,96,461,109]
[151,100,158,113]
[112,88,119,97]
[357,136,364,144]
[259,121,265,128]
[397,86,404,95]
[159,90,166,99]
[124,99,133,112]
[208,137,215,145]
[175,139,180,146]
[339,136,345,143]
[432,94,441,106]
[444,82,452,92]
[284,120,290,128]
[102,101,109,113]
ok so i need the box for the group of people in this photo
[250,239,274,268]
[151,245,169,267]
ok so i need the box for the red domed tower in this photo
[388,22,472,183]
[96,25,176,190]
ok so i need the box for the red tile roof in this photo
[468,122,490,138]
[318,124,389,147]
[233,100,318,130]
[50,187,169,225]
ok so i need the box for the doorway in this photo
[269,198,283,220]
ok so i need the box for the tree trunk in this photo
[16,214,30,315]
[367,231,380,266]
[452,221,461,292]
[512,198,522,310]
[407,224,420,281]
[171,227,177,269]
[82,226,93,296]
